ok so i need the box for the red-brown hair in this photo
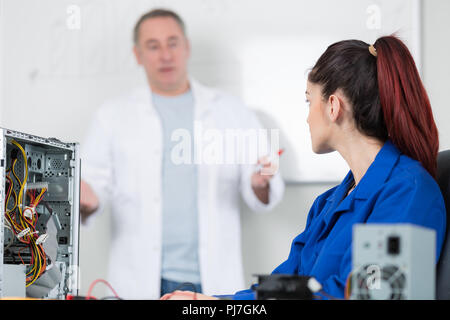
[374,36,439,178]
[308,36,439,178]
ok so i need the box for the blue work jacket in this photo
[232,140,446,299]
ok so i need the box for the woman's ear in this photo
[327,94,342,123]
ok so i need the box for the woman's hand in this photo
[160,290,218,300]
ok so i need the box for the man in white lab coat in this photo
[80,9,284,300]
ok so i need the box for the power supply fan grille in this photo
[354,264,406,300]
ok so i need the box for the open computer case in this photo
[0,128,80,299]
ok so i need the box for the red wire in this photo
[17,247,26,265]
[86,279,120,300]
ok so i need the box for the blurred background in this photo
[0,0,449,297]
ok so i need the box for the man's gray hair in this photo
[133,8,186,45]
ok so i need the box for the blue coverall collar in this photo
[326,140,400,203]
[322,140,400,225]
[353,140,400,200]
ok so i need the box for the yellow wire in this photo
[11,140,28,215]
[9,140,46,287]
[11,159,21,185]
[26,242,44,287]
[6,188,18,215]
[11,161,24,228]
[26,241,38,277]
[8,161,25,231]
[5,170,24,235]
[33,188,47,205]
[11,140,29,232]
[5,212,21,233]
[5,179,20,230]
[26,254,38,285]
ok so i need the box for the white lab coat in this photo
[81,78,285,299]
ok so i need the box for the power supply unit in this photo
[351,223,435,300]
[0,128,80,299]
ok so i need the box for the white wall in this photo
[422,0,450,151]
[79,0,450,295]
[1,0,449,297]
[240,0,450,289]
[240,184,332,287]
[0,0,421,183]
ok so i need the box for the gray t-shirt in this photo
[152,90,200,284]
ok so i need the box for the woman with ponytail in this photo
[162,36,446,301]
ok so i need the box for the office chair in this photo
[436,150,450,300]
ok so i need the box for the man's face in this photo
[133,17,190,95]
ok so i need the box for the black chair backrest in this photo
[436,150,450,299]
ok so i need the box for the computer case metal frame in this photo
[0,128,80,299]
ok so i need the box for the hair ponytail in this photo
[308,36,439,178]
[374,36,439,178]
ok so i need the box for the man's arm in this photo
[80,180,100,224]
[241,155,284,211]
[250,156,277,204]
[79,105,115,224]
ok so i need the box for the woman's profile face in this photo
[305,81,333,154]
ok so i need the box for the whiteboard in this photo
[0,0,421,182]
